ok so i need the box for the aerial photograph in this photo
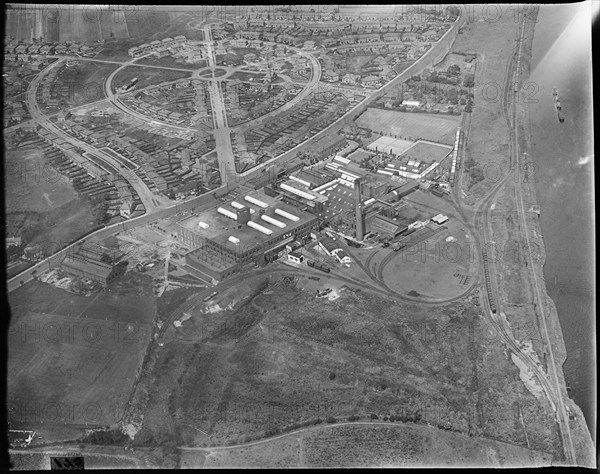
[4,3,595,469]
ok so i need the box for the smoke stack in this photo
[354,179,364,241]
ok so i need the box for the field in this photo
[112,65,193,92]
[449,7,519,200]
[228,70,266,82]
[400,141,453,163]
[8,271,157,431]
[5,148,98,248]
[345,55,376,75]
[8,312,151,426]
[58,61,120,105]
[134,55,201,70]
[185,423,553,468]
[379,220,479,301]
[126,272,561,456]
[356,108,461,145]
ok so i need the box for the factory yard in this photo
[380,220,478,301]
[357,108,461,145]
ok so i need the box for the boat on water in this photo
[553,87,564,123]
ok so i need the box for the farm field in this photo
[187,423,553,468]
[356,108,461,145]
[112,66,193,93]
[126,273,560,455]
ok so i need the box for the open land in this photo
[356,108,461,145]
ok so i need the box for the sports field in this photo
[400,141,453,163]
[356,108,461,145]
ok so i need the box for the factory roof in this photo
[319,184,356,221]
[370,215,408,236]
[61,254,114,281]
[179,189,317,250]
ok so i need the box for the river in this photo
[528,3,595,440]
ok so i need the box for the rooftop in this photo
[179,189,317,250]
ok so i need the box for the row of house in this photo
[128,35,187,58]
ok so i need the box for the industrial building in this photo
[318,236,352,264]
[179,188,318,281]
[61,254,120,286]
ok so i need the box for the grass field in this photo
[401,141,453,163]
[126,273,560,455]
[5,148,98,248]
[345,55,376,75]
[52,61,120,106]
[356,108,461,145]
[112,66,193,92]
[228,71,266,82]
[448,7,519,199]
[8,312,151,426]
[189,423,553,468]
[134,55,201,70]
[8,271,157,431]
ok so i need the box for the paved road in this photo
[7,185,230,292]
[202,25,237,183]
[25,58,170,212]
[238,13,466,180]
[9,14,465,292]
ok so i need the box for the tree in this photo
[463,74,475,88]
[447,64,460,76]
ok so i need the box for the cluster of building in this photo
[178,139,454,282]
[242,91,352,161]
[32,128,141,218]
[366,138,453,180]
[122,78,206,127]
[179,188,319,281]
[127,36,188,58]
[4,37,103,60]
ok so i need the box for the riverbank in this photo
[519,4,595,465]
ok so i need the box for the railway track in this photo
[471,13,576,464]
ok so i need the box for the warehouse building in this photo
[61,254,120,286]
[181,189,318,281]
[318,236,352,264]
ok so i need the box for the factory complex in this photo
[174,150,451,282]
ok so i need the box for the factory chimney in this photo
[354,179,364,241]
